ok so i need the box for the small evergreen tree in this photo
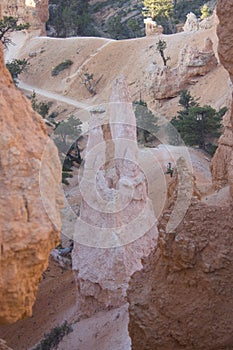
[178,89,199,111]
[54,115,82,152]
[53,116,83,184]
[127,18,141,37]
[171,90,227,154]
[6,58,29,85]
[80,69,102,95]
[156,39,170,66]
[142,0,174,21]
[0,16,29,47]
[133,99,160,144]
[29,91,52,118]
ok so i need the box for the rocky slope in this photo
[16,13,229,120]
[0,41,63,324]
[127,1,233,348]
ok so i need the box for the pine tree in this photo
[178,89,199,111]
[171,90,227,154]
[6,58,29,85]
[200,4,211,20]
[156,39,170,66]
[133,100,160,144]
[54,115,82,152]
[0,16,29,47]
[48,0,93,37]
[142,0,174,21]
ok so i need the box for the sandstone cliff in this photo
[128,196,233,350]
[127,1,233,348]
[128,160,233,350]
[211,0,233,195]
[0,42,63,324]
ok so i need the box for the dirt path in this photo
[18,81,89,110]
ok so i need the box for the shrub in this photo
[171,90,227,153]
[51,59,73,76]
[133,99,160,145]
[32,321,73,350]
[29,91,52,118]
[6,58,29,85]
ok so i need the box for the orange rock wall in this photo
[0,43,62,324]
[128,198,233,350]
[211,0,233,194]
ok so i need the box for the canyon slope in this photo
[10,12,228,120]
[0,4,233,350]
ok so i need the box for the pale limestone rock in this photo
[144,18,163,36]
[72,77,158,318]
[183,12,199,32]
[147,38,217,99]
[179,40,217,72]
[184,12,216,33]
[199,12,218,31]
[0,42,63,324]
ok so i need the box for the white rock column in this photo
[72,77,158,318]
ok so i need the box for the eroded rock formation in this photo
[183,12,216,32]
[183,12,199,32]
[128,196,233,349]
[0,0,48,34]
[211,0,233,195]
[127,1,233,347]
[147,37,217,100]
[0,42,63,324]
[71,77,158,318]
[144,18,163,36]
[128,159,233,349]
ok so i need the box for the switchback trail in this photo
[18,81,89,110]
